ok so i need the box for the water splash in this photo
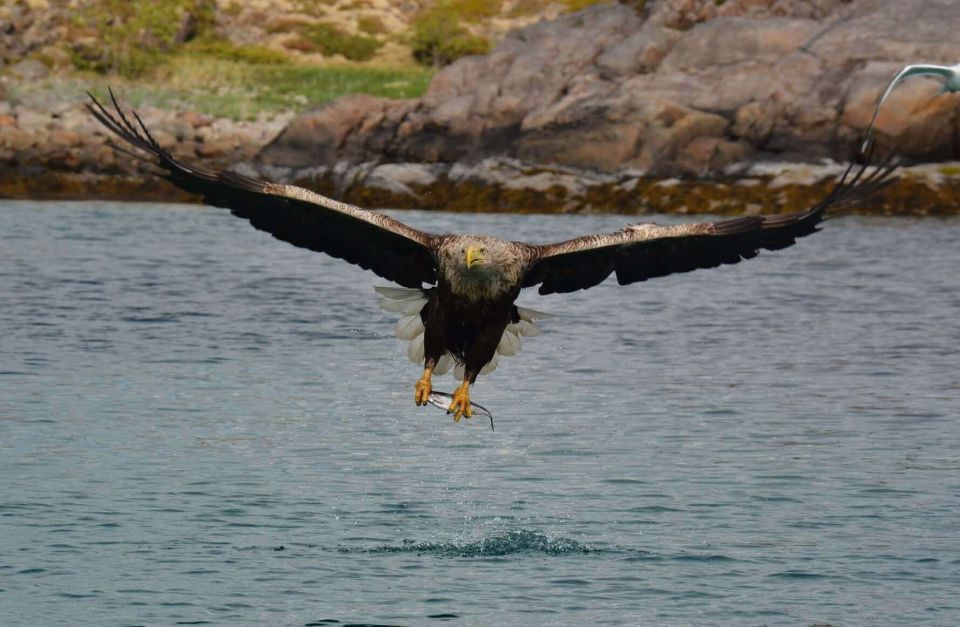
[348,529,594,557]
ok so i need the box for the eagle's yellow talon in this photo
[448,383,472,422]
[414,370,432,406]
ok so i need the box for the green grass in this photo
[285,22,383,61]
[411,3,491,67]
[559,0,616,9]
[68,0,215,78]
[441,0,505,22]
[49,0,621,119]
[183,38,289,65]
[357,16,389,36]
[85,58,434,120]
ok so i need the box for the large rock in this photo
[259,0,960,178]
[258,94,418,167]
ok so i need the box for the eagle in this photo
[88,91,894,422]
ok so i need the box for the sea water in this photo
[1,201,958,625]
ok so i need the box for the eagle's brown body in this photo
[87,90,895,423]
[424,281,521,383]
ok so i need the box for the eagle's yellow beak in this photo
[465,245,486,269]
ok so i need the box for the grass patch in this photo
[284,22,383,61]
[67,0,214,78]
[183,38,288,65]
[85,57,434,120]
[441,0,505,22]
[357,16,388,36]
[559,0,616,9]
[411,2,491,67]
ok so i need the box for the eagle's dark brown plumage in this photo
[87,90,895,421]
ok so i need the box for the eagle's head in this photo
[438,236,522,300]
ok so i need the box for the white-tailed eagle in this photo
[88,91,894,421]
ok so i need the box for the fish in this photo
[862,62,960,153]
[427,391,495,431]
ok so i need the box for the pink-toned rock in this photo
[517,121,645,171]
[648,0,849,28]
[56,149,84,172]
[197,138,238,159]
[732,102,777,143]
[149,130,178,151]
[166,119,194,142]
[843,77,957,157]
[15,109,51,130]
[94,144,115,169]
[595,26,682,77]
[180,110,213,129]
[628,104,729,173]
[660,17,817,72]
[257,94,410,167]
[256,0,960,177]
[3,128,34,152]
[677,136,750,175]
[49,129,82,148]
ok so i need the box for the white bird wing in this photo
[862,63,957,152]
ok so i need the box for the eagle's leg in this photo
[414,360,435,406]
[448,378,473,422]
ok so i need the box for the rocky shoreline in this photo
[6,144,960,216]
[0,96,292,203]
[2,84,958,216]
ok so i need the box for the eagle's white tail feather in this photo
[378,286,430,364]
[379,297,426,314]
[515,319,541,337]
[517,306,553,321]
[407,333,425,363]
[375,286,426,301]
[497,329,522,357]
[394,314,425,340]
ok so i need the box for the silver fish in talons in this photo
[862,62,960,153]
[427,391,495,431]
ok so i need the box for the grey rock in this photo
[595,26,682,78]
[660,17,817,72]
[9,58,46,80]
[258,94,416,167]
[367,162,446,189]
[449,157,618,198]
[258,0,960,177]
[15,108,51,130]
[3,127,33,152]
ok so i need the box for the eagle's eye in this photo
[479,247,487,255]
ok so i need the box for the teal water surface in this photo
[1,201,958,625]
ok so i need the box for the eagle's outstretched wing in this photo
[87,90,438,288]
[521,158,895,295]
